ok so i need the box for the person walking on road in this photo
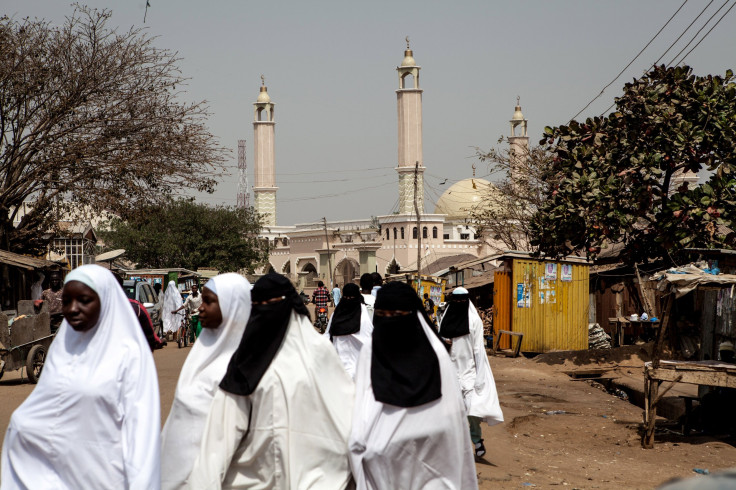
[160,273,251,490]
[359,273,376,319]
[348,281,477,489]
[189,273,354,489]
[332,283,342,307]
[438,287,504,458]
[323,283,373,379]
[1,265,160,489]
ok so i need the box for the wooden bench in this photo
[493,330,523,358]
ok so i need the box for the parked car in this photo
[123,280,162,333]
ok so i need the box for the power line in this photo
[569,0,690,122]
[673,0,736,65]
[648,0,715,69]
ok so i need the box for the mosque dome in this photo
[433,178,499,218]
[511,104,524,122]
[401,49,416,67]
[257,86,271,103]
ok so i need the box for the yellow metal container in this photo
[510,257,589,352]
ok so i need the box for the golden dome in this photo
[512,104,524,121]
[401,49,416,67]
[257,86,271,103]
[433,178,499,218]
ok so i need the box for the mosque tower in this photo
[253,76,277,226]
[396,38,425,215]
[508,97,529,184]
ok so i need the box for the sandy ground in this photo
[2,342,735,489]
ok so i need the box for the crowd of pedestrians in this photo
[0,264,503,489]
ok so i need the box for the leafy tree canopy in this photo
[99,200,268,273]
[532,65,736,264]
[0,5,226,254]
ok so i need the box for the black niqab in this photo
[219,273,309,396]
[438,294,470,338]
[329,283,364,339]
[371,281,442,408]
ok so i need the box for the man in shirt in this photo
[423,292,436,325]
[311,281,332,316]
[172,284,203,342]
[331,283,341,307]
[41,271,64,332]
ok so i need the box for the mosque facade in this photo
[251,45,527,290]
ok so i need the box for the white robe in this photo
[1,265,161,489]
[189,311,355,489]
[361,294,375,320]
[163,281,185,333]
[160,273,251,490]
[441,301,503,425]
[349,313,478,490]
[323,304,373,379]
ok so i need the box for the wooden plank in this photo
[647,368,736,388]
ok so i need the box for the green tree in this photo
[99,200,269,273]
[532,65,736,263]
[0,6,226,254]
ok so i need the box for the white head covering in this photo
[162,280,185,333]
[1,264,160,489]
[160,273,252,489]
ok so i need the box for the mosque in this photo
[250,44,529,290]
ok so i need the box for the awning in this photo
[0,250,64,271]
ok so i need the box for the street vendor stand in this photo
[642,265,736,448]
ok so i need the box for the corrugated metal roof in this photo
[0,250,64,270]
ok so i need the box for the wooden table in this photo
[643,360,736,445]
[608,317,660,346]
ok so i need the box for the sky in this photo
[4,1,736,225]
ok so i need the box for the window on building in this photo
[432,226,438,239]
[386,228,390,240]
[413,227,418,239]
[443,233,450,240]
[393,227,397,239]
[401,227,405,239]
[460,233,470,240]
[422,227,428,239]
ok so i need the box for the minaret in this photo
[253,76,277,226]
[396,38,424,215]
[508,97,529,184]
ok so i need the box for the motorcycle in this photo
[314,306,328,334]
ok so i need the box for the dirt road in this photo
[2,345,734,489]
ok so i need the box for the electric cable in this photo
[673,0,736,65]
[668,0,732,66]
[569,0,690,122]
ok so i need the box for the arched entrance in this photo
[298,262,318,291]
[334,257,359,288]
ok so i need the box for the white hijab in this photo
[160,273,251,490]
[1,264,161,489]
[163,280,185,333]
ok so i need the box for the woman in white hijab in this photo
[1,264,160,489]
[163,280,185,335]
[323,283,373,379]
[160,273,251,489]
[349,282,477,490]
[438,287,503,458]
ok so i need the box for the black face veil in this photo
[371,281,441,408]
[219,273,309,396]
[329,283,364,339]
[438,293,470,338]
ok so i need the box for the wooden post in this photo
[642,292,674,448]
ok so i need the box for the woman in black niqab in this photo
[219,273,308,396]
[328,283,364,339]
[371,281,441,408]
[438,292,470,339]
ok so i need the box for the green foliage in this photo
[99,200,269,273]
[532,65,736,263]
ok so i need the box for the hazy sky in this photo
[5,1,735,225]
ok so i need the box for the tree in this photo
[470,140,554,252]
[99,200,269,273]
[0,6,226,254]
[532,65,736,264]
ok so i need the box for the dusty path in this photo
[2,345,735,488]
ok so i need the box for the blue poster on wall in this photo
[517,283,525,308]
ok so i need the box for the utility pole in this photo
[322,217,333,288]
[413,161,422,280]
